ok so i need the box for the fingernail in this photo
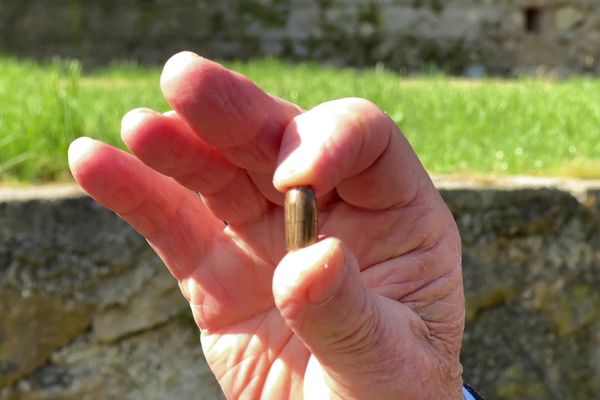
[273,149,314,188]
[307,239,346,305]
[68,137,96,166]
[273,165,298,186]
[273,121,321,190]
[121,108,156,141]
[160,51,203,97]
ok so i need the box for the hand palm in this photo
[69,52,465,400]
[198,200,461,399]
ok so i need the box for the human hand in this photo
[68,52,465,399]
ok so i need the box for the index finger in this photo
[273,98,435,210]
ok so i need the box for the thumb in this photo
[273,238,462,399]
[273,238,381,374]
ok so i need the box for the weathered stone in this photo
[534,282,600,336]
[555,6,584,31]
[286,7,321,39]
[0,289,92,387]
[0,186,164,306]
[3,180,600,398]
[381,6,416,35]
[1,0,599,74]
[437,177,600,399]
[0,323,223,400]
[92,266,188,343]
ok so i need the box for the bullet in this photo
[285,187,318,251]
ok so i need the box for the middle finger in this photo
[160,51,302,173]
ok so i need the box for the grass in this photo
[1,56,599,183]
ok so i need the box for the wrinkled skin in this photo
[69,52,465,400]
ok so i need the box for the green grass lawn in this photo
[1,56,599,183]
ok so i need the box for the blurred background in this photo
[0,1,599,399]
[1,0,599,182]
[2,0,599,73]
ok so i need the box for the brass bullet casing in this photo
[285,187,318,251]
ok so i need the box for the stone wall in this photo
[1,179,600,399]
[0,0,598,75]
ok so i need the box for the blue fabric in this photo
[463,386,476,400]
